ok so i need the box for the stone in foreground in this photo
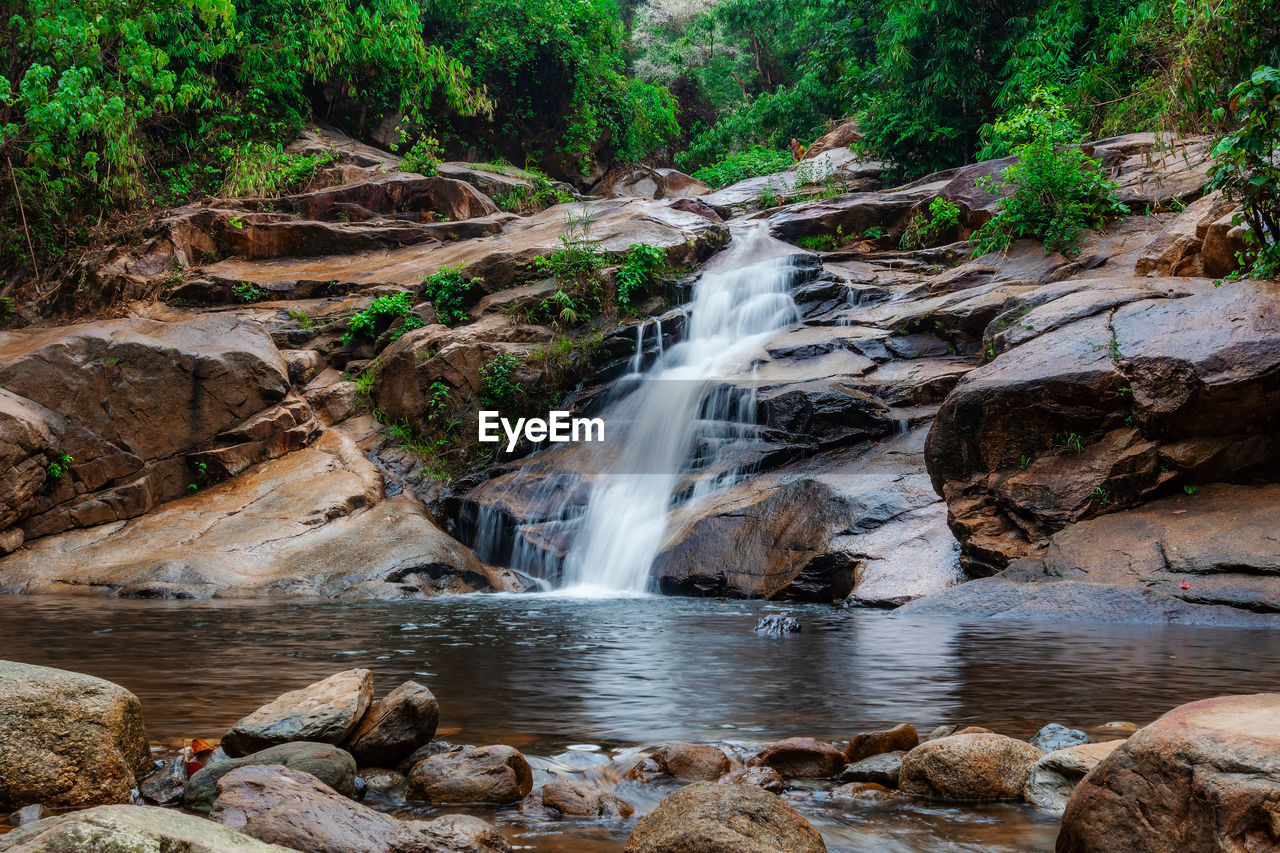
[184,741,357,812]
[1024,740,1122,815]
[521,780,634,819]
[210,764,510,852]
[717,766,786,793]
[627,742,731,782]
[222,669,373,757]
[409,744,533,803]
[1058,694,1280,852]
[343,680,440,766]
[0,804,294,852]
[623,782,826,853]
[899,733,1043,801]
[0,661,152,810]
[748,737,846,779]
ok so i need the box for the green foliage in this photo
[691,147,793,189]
[487,163,573,213]
[616,243,668,309]
[479,352,522,408]
[420,265,476,327]
[901,197,962,249]
[232,281,266,303]
[539,289,583,327]
[287,309,314,330]
[341,291,417,345]
[534,210,606,285]
[796,234,840,252]
[46,452,73,480]
[187,460,209,492]
[399,136,442,177]
[0,296,14,328]
[1208,66,1280,280]
[971,132,1127,256]
[977,90,1083,160]
[219,144,332,198]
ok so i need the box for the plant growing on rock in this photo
[341,292,421,345]
[692,147,793,189]
[970,129,1127,256]
[616,243,667,309]
[232,282,267,303]
[533,210,607,321]
[45,452,73,480]
[398,136,442,176]
[219,144,333,198]
[901,198,962,249]
[479,352,522,408]
[420,265,476,327]
[1208,65,1280,280]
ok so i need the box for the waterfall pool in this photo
[5,594,1280,851]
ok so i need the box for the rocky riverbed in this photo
[2,658,1278,852]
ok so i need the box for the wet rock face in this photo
[845,723,919,763]
[1024,740,1121,815]
[0,661,153,811]
[521,780,634,819]
[1058,694,1280,852]
[591,166,710,200]
[628,743,732,782]
[210,765,511,853]
[223,669,373,757]
[839,751,906,788]
[0,804,296,852]
[623,782,827,853]
[183,741,358,812]
[717,766,786,793]
[898,733,1043,801]
[748,737,847,779]
[343,680,440,767]
[1029,723,1090,753]
[408,744,534,804]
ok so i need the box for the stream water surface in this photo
[5,594,1280,851]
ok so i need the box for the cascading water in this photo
[467,226,811,595]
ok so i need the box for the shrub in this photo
[399,136,442,176]
[971,134,1127,256]
[46,452,73,480]
[901,197,962,249]
[691,147,794,189]
[232,281,267,303]
[341,292,420,345]
[219,143,333,198]
[420,265,476,326]
[479,352,522,408]
[977,90,1083,161]
[1208,65,1280,280]
[616,243,667,309]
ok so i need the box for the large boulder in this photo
[623,782,826,853]
[1058,694,1280,852]
[408,744,533,804]
[184,741,357,812]
[898,733,1043,801]
[1024,740,1122,814]
[748,737,846,779]
[628,743,731,782]
[0,431,508,599]
[591,167,710,200]
[0,661,152,810]
[0,315,294,547]
[520,780,634,819]
[223,669,373,757]
[343,680,439,766]
[210,764,510,853]
[0,805,294,853]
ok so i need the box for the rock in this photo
[357,767,406,794]
[343,680,439,766]
[408,744,533,803]
[210,764,510,853]
[138,756,187,805]
[623,782,826,853]
[953,726,994,736]
[898,733,1044,801]
[748,737,846,779]
[397,742,468,774]
[5,805,49,827]
[754,613,801,635]
[1133,192,1238,276]
[1024,740,1122,815]
[520,780,634,819]
[1097,721,1141,734]
[1029,723,1090,752]
[0,661,152,810]
[627,743,731,782]
[591,166,709,199]
[184,741,357,812]
[223,669,373,757]
[703,148,883,217]
[830,781,895,802]
[0,804,294,852]
[1059,694,1280,852]
[926,725,957,740]
[803,120,861,160]
[0,431,505,599]
[845,723,919,762]
[717,766,786,793]
[838,751,906,788]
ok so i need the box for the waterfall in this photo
[557,227,805,594]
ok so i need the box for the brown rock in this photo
[952,726,993,736]
[1058,694,1280,852]
[830,781,895,802]
[591,166,710,200]
[838,751,906,788]
[717,766,786,793]
[222,669,373,757]
[520,780,634,819]
[183,741,357,813]
[845,723,919,762]
[803,120,861,160]
[344,680,439,766]
[0,804,295,852]
[623,782,826,853]
[748,737,846,779]
[628,743,731,782]
[210,764,510,852]
[408,744,533,804]
[0,661,152,810]
[899,733,1043,801]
